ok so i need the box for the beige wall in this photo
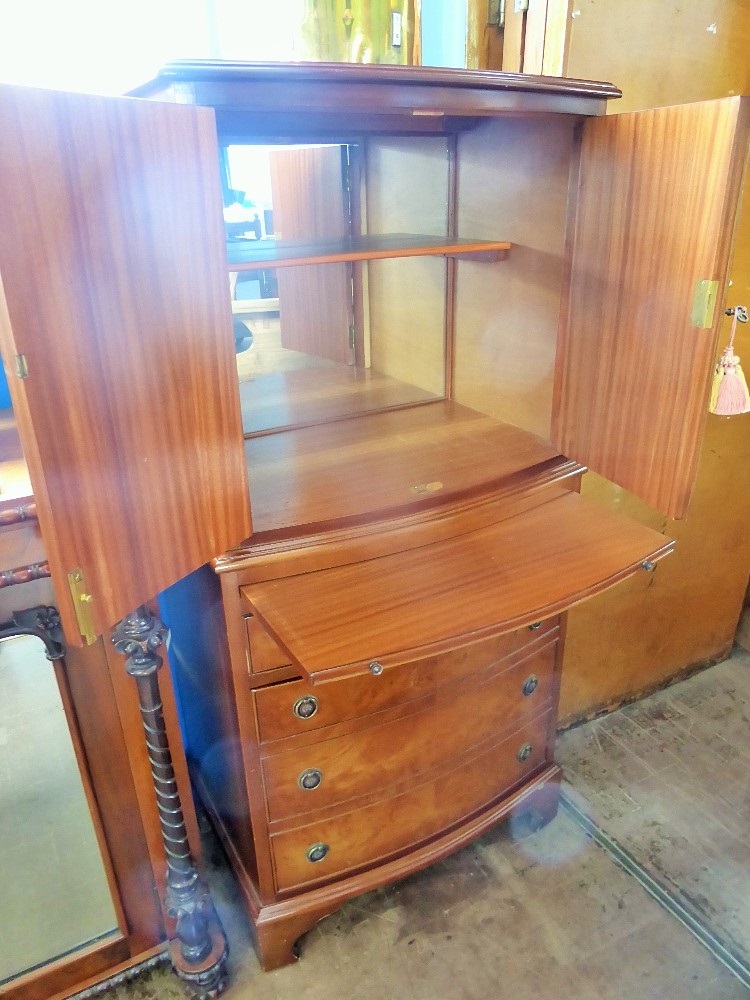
[566,0,750,113]
[557,0,750,721]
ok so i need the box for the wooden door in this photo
[553,96,749,519]
[0,85,252,645]
[269,145,354,365]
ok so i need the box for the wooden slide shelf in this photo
[226,233,511,270]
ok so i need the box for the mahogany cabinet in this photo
[0,63,747,979]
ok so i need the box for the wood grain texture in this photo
[269,146,352,365]
[0,85,251,643]
[454,116,576,439]
[269,710,552,892]
[241,366,440,437]
[142,62,621,127]
[226,232,511,269]
[253,622,559,744]
[245,400,561,536]
[365,138,451,395]
[554,96,749,519]
[242,491,672,680]
[261,641,557,823]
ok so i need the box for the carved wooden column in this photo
[111,605,228,997]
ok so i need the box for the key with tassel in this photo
[709,306,750,416]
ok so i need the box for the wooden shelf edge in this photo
[216,456,584,576]
[226,233,512,271]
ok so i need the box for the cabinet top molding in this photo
[131,60,622,122]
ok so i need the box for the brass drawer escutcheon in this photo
[292,696,319,720]
[306,843,329,863]
[297,768,323,791]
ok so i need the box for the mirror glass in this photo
[222,140,451,436]
[0,636,118,985]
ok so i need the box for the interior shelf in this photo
[244,398,566,537]
[226,233,512,270]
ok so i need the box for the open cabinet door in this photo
[0,85,252,645]
[554,96,749,520]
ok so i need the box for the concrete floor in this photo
[557,646,750,980]
[93,649,750,1000]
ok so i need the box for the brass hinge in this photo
[67,568,97,645]
[691,279,719,328]
[14,354,28,378]
[349,324,356,350]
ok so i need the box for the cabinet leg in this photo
[112,605,228,997]
[254,905,338,971]
[511,770,561,837]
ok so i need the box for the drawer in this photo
[246,614,292,674]
[270,709,551,892]
[253,619,558,744]
[262,638,556,822]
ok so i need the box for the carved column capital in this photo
[111,604,168,676]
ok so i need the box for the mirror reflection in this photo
[0,635,118,985]
[222,140,450,436]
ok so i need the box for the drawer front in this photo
[270,710,551,892]
[262,640,556,822]
[253,619,558,744]
[246,615,292,674]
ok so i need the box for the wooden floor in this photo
[99,650,750,999]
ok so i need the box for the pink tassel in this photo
[709,309,750,416]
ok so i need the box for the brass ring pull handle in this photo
[298,768,323,790]
[516,743,533,762]
[528,621,542,631]
[306,843,329,863]
[292,695,319,720]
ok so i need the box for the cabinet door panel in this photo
[0,86,251,643]
[554,96,749,519]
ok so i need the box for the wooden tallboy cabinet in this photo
[0,63,747,977]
